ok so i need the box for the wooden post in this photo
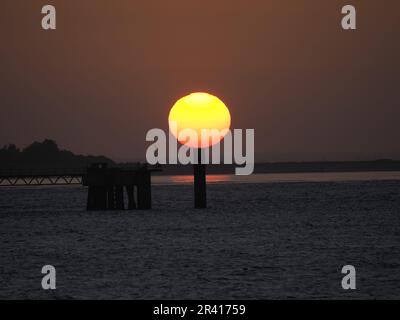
[115,185,124,210]
[126,185,136,210]
[87,186,95,210]
[87,186,107,210]
[97,187,107,210]
[107,186,115,210]
[194,149,206,208]
[137,170,152,210]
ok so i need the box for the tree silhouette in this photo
[0,139,114,169]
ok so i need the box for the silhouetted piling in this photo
[126,185,136,209]
[137,169,152,210]
[194,150,206,208]
[87,186,107,210]
[107,186,115,209]
[115,185,124,210]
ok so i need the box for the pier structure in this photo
[0,163,157,211]
[83,163,152,211]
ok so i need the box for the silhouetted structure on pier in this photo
[0,163,158,211]
[83,163,153,211]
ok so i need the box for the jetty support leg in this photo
[194,150,206,208]
[87,186,107,210]
[137,171,151,210]
[115,185,124,210]
[126,185,136,210]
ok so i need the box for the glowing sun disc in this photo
[168,92,231,149]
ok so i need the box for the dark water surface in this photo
[1,176,400,299]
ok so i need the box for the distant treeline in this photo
[0,139,115,169]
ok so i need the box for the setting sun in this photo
[168,92,231,148]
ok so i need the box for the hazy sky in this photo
[1,0,399,161]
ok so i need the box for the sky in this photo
[1,0,399,162]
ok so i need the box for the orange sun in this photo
[168,92,231,148]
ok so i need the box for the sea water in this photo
[0,172,399,299]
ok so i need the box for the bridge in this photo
[0,168,85,186]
